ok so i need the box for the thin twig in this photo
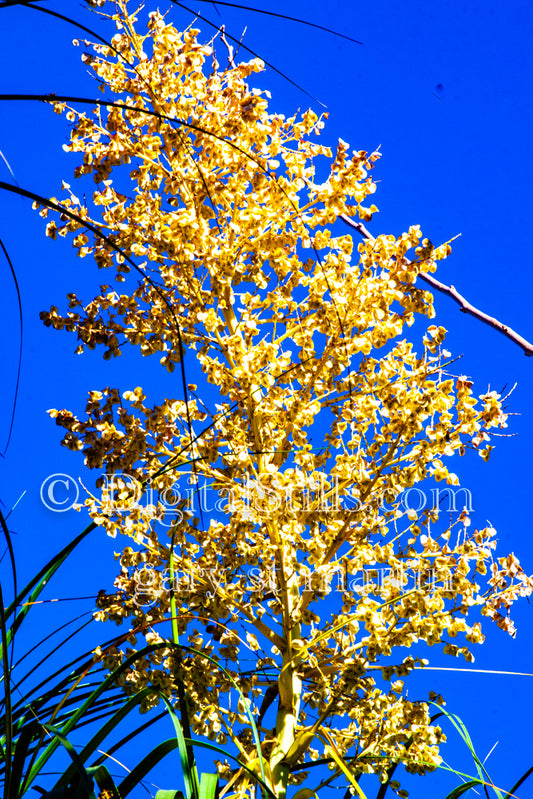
[340,214,533,357]
[219,24,235,66]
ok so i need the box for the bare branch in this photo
[340,213,533,357]
[219,24,235,66]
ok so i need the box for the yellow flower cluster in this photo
[42,2,532,796]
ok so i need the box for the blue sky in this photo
[0,0,533,796]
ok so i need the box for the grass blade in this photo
[4,521,96,635]
[0,236,22,457]
[155,791,185,799]
[88,764,123,799]
[117,739,182,798]
[0,583,13,797]
[445,779,491,799]
[54,688,161,790]
[40,724,96,799]
[506,765,533,799]
[199,773,218,799]
[185,0,362,43]
[160,695,199,799]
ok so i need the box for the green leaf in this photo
[117,739,182,798]
[89,764,123,799]
[160,696,199,799]
[444,779,489,799]
[199,773,218,799]
[40,724,96,799]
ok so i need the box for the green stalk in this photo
[169,523,180,646]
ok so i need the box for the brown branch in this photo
[340,213,533,357]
